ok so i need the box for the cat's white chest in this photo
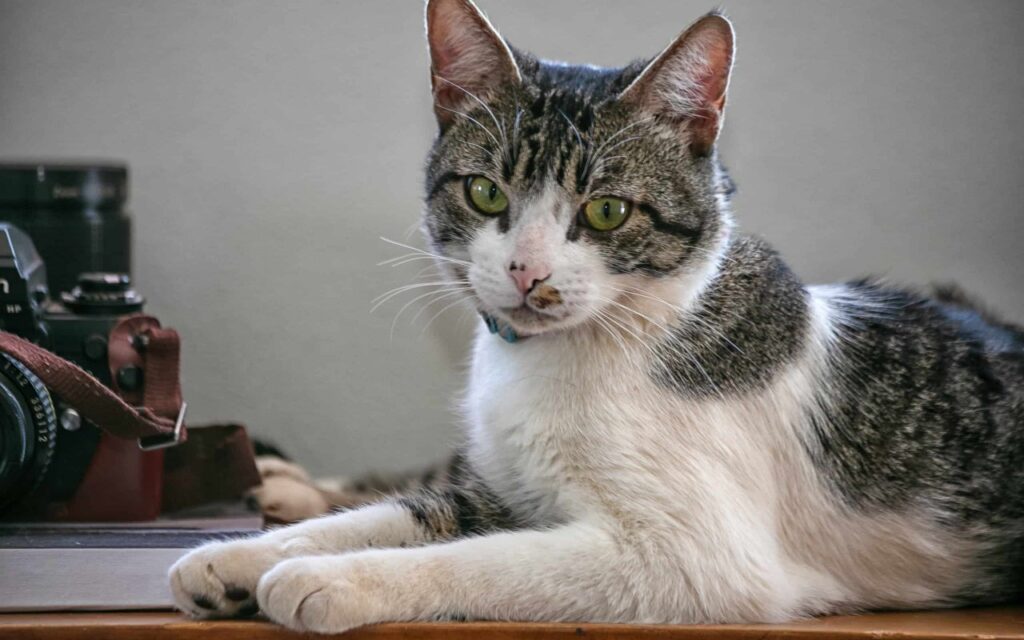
[461,323,819,531]
[463,329,671,523]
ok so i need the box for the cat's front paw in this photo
[169,538,281,618]
[256,556,388,633]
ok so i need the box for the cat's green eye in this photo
[582,197,632,231]
[465,176,509,216]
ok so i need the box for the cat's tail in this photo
[930,282,1024,336]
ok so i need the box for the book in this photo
[0,504,262,612]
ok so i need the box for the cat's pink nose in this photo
[508,261,551,295]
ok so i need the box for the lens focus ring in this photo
[0,353,57,512]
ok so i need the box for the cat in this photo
[169,0,1024,632]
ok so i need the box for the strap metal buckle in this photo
[137,401,188,451]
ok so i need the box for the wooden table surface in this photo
[1,607,1022,640]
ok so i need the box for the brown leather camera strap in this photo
[0,316,186,443]
[107,314,183,421]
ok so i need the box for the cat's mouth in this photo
[493,303,574,335]
[470,282,578,336]
[504,305,548,323]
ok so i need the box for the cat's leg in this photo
[169,482,514,618]
[255,523,633,633]
[254,518,813,632]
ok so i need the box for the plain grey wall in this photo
[1,1,1022,477]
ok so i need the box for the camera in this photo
[0,223,170,521]
[0,160,174,522]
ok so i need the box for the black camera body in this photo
[0,223,144,377]
[0,223,160,520]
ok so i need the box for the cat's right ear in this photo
[425,0,521,131]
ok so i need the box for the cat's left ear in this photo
[619,12,735,156]
[425,0,521,131]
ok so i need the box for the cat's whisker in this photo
[411,288,472,326]
[435,77,500,131]
[379,237,472,267]
[557,108,588,160]
[593,307,665,366]
[597,293,720,393]
[584,116,654,178]
[590,311,631,362]
[511,106,524,166]
[590,155,629,179]
[371,279,460,303]
[435,105,503,152]
[597,135,643,157]
[606,284,685,314]
[390,285,473,340]
[557,108,597,183]
[370,280,469,311]
[464,141,499,165]
[414,263,444,279]
[607,283,744,355]
[589,136,643,177]
[596,294,673,335]
[435,76,510,168]
[593,115,654,151]
[498,114,513,171]
[591,309,634,362]
[590,315,621,356]
[419,295,474,335]
[379,255,450,269]
[378,253,433,267]
[594,304,651,346]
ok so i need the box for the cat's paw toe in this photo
[257,557,379,633]
[169,539,277,618]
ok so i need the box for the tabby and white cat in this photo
[170,0,1024,631]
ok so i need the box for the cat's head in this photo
[422,0,735,338]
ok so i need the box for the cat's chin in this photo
[493,305,580,336]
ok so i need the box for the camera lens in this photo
[0,354,57,511]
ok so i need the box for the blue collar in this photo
[481,312,522,344]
